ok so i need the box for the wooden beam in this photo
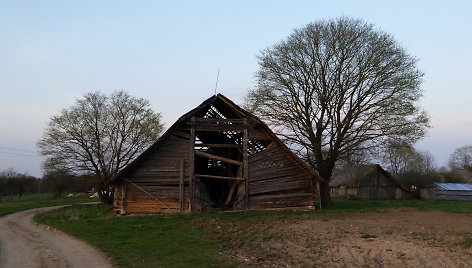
[194,150,242,165]
[146,168,180,172]
[121,182,127,215]
[179,159,184,213]
[195,174,244,181]
[194,143,242,148]
[243,118,249,210]
[189,117,195,212]
[225,166,243,205]
[194,118,246,123]
[189,124,245,132]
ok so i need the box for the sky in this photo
[0,0,471,177]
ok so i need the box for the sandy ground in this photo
[195,208,472,268]
[0,206,114,268]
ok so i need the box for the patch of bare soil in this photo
[194,208,472,267]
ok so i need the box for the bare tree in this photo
[381,140,440,191]
[381,140,436,175]
[38,91,164,204]
[381,140,414,175]
[336,149,372,170]
[246,17,429,206]
[412,150,436,174]
[449,145,472,170]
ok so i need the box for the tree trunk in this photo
[107,187,115,204]
[96,178,114,205]
[98,186,114,204]
[319,180,332,207]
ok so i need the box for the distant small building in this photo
[420,183,472,201]
[329,164,413,200]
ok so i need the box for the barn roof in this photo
[329,164,402,188]
[433,183,472,191]
[111,93,320,183]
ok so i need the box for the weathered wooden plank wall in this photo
[330,187,358,199]
[113,131,191,214]
[248,144,314,209]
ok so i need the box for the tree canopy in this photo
[0,169,38,199]
[449,145,472,170]
[38,90,164,203]
[246,17,429,205]
[381,140,435,175]
[381,140,439,191]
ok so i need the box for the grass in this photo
[458,236,472,249]
[212,198,472,221]
[327,198,472,214]
[35,204,236,268]
[0,193,93,216]
[32,198,472,267]
[360,233,378,239]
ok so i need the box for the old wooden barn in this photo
[111,94,320,214]
[329,164,413,200]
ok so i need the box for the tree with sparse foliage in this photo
[383,143,439,191]
[38,91,164,204]
[246,17,429,206]
[382,140,435,175]
[381,140,416,175]
[41,170,73,198]
[449,145,472,170]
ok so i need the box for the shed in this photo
[329,164,413,200]
[420,183,472,201]
[111,94,320,214]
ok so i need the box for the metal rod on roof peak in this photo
[214,68,220,95]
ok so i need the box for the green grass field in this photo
[35,204,236,268]
[0,193,93,216]
[33,198,472,267]
[328,198,472,214]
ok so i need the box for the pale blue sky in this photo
[1,0,471,177]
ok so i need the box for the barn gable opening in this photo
[191,103,271,211]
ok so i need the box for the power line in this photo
[0,150,38,157]
[0,145,36,153]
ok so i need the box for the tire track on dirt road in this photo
[0,206,114,268]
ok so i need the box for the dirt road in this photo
[0,206,113,268]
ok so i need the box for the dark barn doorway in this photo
[194,143,244,210]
